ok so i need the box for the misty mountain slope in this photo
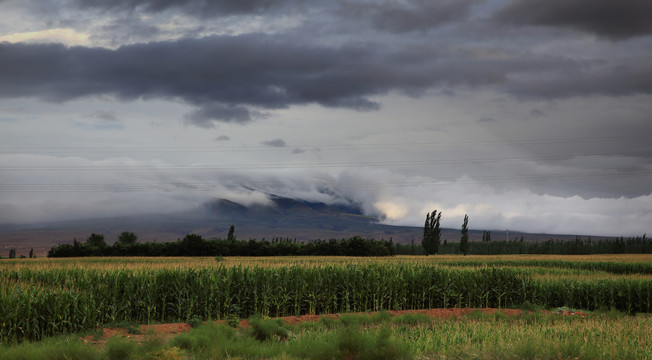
[202,196,384,231]
[0,196,424,254]
[0,195,595,258]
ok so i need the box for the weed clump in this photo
[392,313,431,326]
[104,336,138,360]
[317,315,338,329]
[187,315,203,328]
[247,317,290,342]
[369,310,393,324]
[171,323,235,356]
[335,324,412,360]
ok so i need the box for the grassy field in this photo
[1,310,650,359]
[1,254,652,356]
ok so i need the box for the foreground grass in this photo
[1,311,650,360]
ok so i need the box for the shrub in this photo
[247,318,290,342]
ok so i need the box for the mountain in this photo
[0,196,424,256]
[0,195,601,257]
[196,196,427,241]
[204,196,369,228]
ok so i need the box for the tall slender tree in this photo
[422,212,430,249]
[227,225,236,241]
[422,210,442,255]
[460,214,469,256]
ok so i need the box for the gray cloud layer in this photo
[494,0,652,40]
[2,34,651,126]
[61,0,297,16]
[27,0,652,40]
[342,0,480,33]
[0,36,473,125]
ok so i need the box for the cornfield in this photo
[1,255,651,343]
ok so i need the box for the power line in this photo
[1,134,651,153]
[1,151,650,171]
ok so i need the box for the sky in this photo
[1,0,651,237]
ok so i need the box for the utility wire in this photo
[1,134,651,153]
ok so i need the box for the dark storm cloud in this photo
[494,0,652,40]
[262,138,286,147]
[184,104,257,127]
[21,0,478,29]
[67,0,297,16]
[0,35,504,125]
[95,16,161,47]
[342,0,480,33]
[2,33,651,126]
[508,58,652,99]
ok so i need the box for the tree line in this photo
[412,209,651,255]
[396,236,652,255]
[47,229,396,257]
[421,210,470,256]
[41,212,652,258]
[2,248,35,259]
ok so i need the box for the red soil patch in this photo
[237,308,524,328]
[81,323,191,344]
[83,307,573,343]
[558,310,588,318]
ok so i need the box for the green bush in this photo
[247,317,290,342]
[105,336,138,360]
[187,316,203,328]
[334,324,412,360]
[171,323,235,357]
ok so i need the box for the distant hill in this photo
[192,195,428,242]
[0,195,603,257]
[0,195,418,256]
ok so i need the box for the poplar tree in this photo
[460,214,469,255]
[422,210,442,255]
[227,225,236,241]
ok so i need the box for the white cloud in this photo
[0,28,91,46]
[373,200,408,222]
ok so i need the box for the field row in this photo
[2,257,652,343]
[4,254,652,270]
